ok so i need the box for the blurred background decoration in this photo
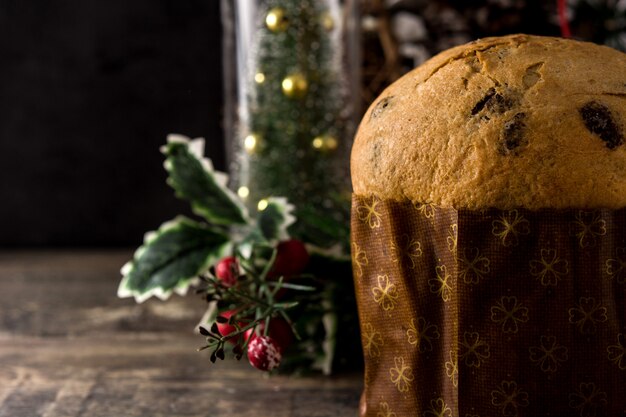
[0,1,224,246]
[221,0,359,250]
[2,0,625,248]
[361,0,626,107]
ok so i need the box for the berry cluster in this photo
[198,239,310,371]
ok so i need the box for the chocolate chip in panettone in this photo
[499,112,527,155]
[579,101,624,150]
[471,88,517,117]
[471,88,496,116]
[370,96,395,120]
[487,91,517,114]
[368,139,384,172]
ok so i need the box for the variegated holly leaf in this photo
[162,134,249,225]
[257,197,295,242]
[118,216,231,303]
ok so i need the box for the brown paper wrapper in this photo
[351,195,626,417]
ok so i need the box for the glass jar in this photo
[221,0,360,249]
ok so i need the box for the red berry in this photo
[216,310,239,344]
[247,336,282,371]
[245,318,294,353]
[270,239,309,278]
[215,256,239,287]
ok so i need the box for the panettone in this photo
[350,35,626,417]
[352,34,626,209]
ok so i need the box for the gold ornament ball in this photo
[321,12,334,31]
[244,133,262,154]
[282,73,308,99]
[266,7,289,32]
[257,199,269,211]
[312,137,324,149]
[254,72,266,84]
[312,135,338,151]
[237,186,250,199]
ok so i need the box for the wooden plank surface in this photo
[0,250,362,417]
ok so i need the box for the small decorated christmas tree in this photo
[233,0,355,249]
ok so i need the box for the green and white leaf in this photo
[257,197,295,242]
[162,134,249,226]
[118,216,232,303]
[235,232,262,260]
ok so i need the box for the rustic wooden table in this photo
[0,251,362,417]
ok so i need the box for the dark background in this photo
[0,0,224,246]
[2,1,622,247]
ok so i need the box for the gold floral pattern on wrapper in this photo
[351,196,626,417]
[569,210,607,248]
[371,274,398,312]
[605,247,626,284]
[390,234,422,269]
[568,382,607,417]
[406,317,440,352]
[607,333,626,371]
[357,196,383,229]
[413,201,436,223]
[362,322,383,358]
[490,296,529,334]
[529,248,568,286]
[458,247,490,284]
[568,297,608,335]
[459,331,491,368]
[376,402,397,417]
[445,350,458,388]
[491,210,530,247]
[447,224,458,255]
[528,335,568,373]
[424,398,452,417]
[491,380,529,417]
[389,356,414,393]
[428,264,454,302]
[352,242,368,280]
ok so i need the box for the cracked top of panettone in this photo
[351,34,626,209]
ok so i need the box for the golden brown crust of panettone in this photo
[351,34,626,209]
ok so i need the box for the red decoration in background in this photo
[269,239,310,278]
[245,318,294,354]
[215,256,239,287]
[558,0,572,38]
[216,310,241,345]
